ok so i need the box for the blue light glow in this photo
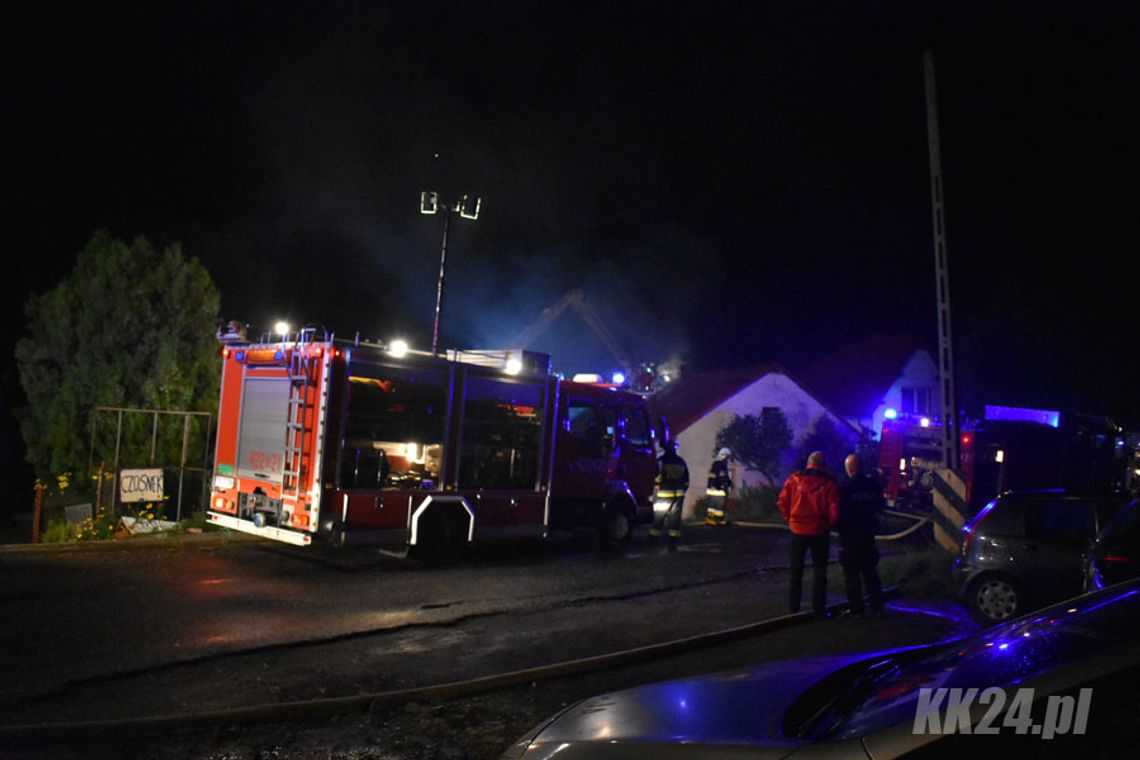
[612,372,626,385]
[884,408,898,420]
[1078,588,1139,615]
[984,405,1061,428]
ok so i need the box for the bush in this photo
[729,485,782,522]
[690,485,783,523]
[41,510,118,543]
[42,519,77,543]
[690,495,710,522]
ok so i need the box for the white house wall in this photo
[673,372,853,519]
[869,350,940,437]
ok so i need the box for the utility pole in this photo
[421,191,481,355]
[924,49,960,470]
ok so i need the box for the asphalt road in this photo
[0,523,974,759]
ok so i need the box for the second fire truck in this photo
[879,406,1127,512]
[207,327,662,559]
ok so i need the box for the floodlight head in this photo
[388,339,409,358]
[274,321,291,337]
[458,194,481,220]
[420,191,439,215]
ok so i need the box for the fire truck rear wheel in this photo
[411,510,461,565]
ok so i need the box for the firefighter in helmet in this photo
[706,447,733,526]
[650,439,689,545]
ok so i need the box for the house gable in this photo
[661,367,859,518]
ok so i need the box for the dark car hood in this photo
[509,580,1140,759]
[509,653,872,759]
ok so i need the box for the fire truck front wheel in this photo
[598,500,635,547]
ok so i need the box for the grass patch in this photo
[822,547,957,602]
[878,547,957,599]
[40,509,220,543]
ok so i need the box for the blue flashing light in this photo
[884,408,898,420]
[274,349,285,361]
[612,371,626,385]
[234,350,246,362]
[984,404,1061,428]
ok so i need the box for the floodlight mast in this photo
[421,191,481,355]
[924,50,960,470]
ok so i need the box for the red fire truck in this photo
[878,415,945,510]
[879,407,1127,512]
[207,328,661,558]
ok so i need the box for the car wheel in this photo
[970,576,1022,622]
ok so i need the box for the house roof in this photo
[795,333,931,419]
[650,364,783,435]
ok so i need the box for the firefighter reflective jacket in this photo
[777,466,840,536]
[706,458,731,496]
[656,451,690,498]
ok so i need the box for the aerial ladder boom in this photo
[512,289,633,376]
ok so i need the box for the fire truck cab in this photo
[207,328,660,558]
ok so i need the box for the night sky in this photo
[6,2,1138,429]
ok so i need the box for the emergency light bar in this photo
[243,348,287,364]
[984,405,1061,428]
[447,349,551,377]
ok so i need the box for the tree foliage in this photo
[15,232,221,478]
[793,414,859,476]
[715,408,793,486]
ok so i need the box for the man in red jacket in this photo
[777,451,840,617]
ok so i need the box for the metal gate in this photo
[87,407,213,522]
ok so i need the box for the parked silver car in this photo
[954,489,1128,622]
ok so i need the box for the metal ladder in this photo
[281,327,322,514]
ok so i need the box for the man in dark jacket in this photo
[777,451,840,617]
[838,453,886,617]
[650,440,689,545]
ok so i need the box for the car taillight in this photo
[961,523,976,556]
[1103,555,1135,564]
[961,498,999,556]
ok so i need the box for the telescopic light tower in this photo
[924,49,960,470]
[420,191,481,356]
